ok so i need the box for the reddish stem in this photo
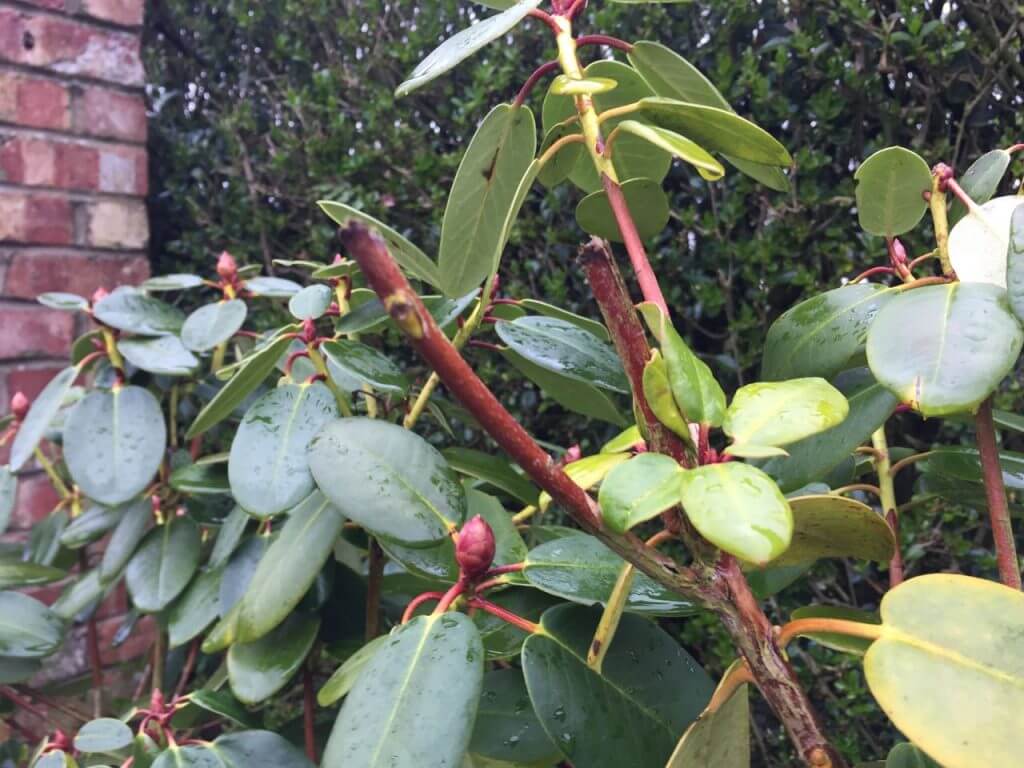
[0,687,47,721]
[975,398,1022,589]
[943,177,978,210]
[515,60,560,108]
[576,34,633,53]
[484,562,525,577]
[467,597,540,634]
[1007,143,1024,154]
[886,509,904,586]
[284,349,310,376]
[468,340,504,352]
[600,174,669,315]
[851,266,896,283]
[303,662,317,762]
[563,0,587,19]
[173,640,200,699]
[433,580,467,614]
[527,7,560,34]
[402,591,446,623]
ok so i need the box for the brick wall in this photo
[0,0,149,683]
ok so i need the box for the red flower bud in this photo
[456,514,496,580]
[91,286,109,305]
[10,391,29,421]
[888,237,908,266]
[216,251,238,281]
[300,317,317,343]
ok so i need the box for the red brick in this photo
[82,198,147,249]
[80,0,144,28]
[0,192,73,244]
[73,86,146,142]
[2,364,67,404]
[21,0,67,10]
[8,471,63,529]
[2,250,148,298]
[0,135,56,186]
[97,613,156,665]
[54,141,99,190]
[0,74,71,131]
[0,304,74,358]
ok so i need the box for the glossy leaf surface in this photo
[470,668,559,765]
[181,300,248,352]
[0,560,65,589]
[125,517,201,613]
[770,495,894,567]
[949,195,1024,287]
[642,350,691,441]
[0,466,14,534]
[612,120,724,179]
[854,147,932,236]
[227,613,319,704]
[1008,205,1024,322]
[789,605,880,655]
[317,634,389,707]
[74,719,133,753]
[442,447,539,506]
[0,591,63,657]
[575,178,670,243]
[243,276,302,297]
[599,453,683,533]
[100,499,151,583]
[321,340,409,394]
[9,366,77,472]
[950,149,1011,224]
[168,567,222,648]
[93,287,185,336]
[118,336,199,376]
[288,284,333,320]
[665,680,749,768]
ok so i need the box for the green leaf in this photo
[169,462,230,495]
[288,284,333,320]
[125,517,201,613]
[167,567,222,648]
[237,491,343,642]
[950,149,1011,225]
[395,0,542,97]
[789,605,880,655]
[762,284,894,381]
[917,447,1024,493]
[220,535,268,615]
[321,613,484,768]
[885,743,942,768]
[118,336,199,376]
[537,453,630,512]
[228,382,338,518]
[0,560,64,589]
[470,668,560,764]
[550,74,618,96]
[187,334,293,438]
[854,147,932,236]
[949,195,1024,286]
[612,121,724,179]
[74,719,133,753]
[1008,205,1024,322]
[308,418,466,545]
[228,613,319,704]
[317,202,441,288]
[575,178,670,243]
[141,274,203,292]
[866,282,1023,416]
[678,463,792,565]
[767,495,894,566]
[33,750,75,768]
[52,569,105,621]
[501,349,627,426]
[442,447,539,506]
[100,499,152,583]
[601,425,643,454]
[64,386,166,506]
[181,300,248,352]
[93,287,185,336]
[243,276,302,298]
[495,316,628,393]
[638,303,726,426]
[186,690,259,730]
[598,453,683,533]
[665,677,749,768]
[321,340,409,395]
[537,120,583,188]
[318,634,389,706]
[0,656,41,684]
[439,103,537,297]
[38,292,88,311]
[642,351,692,442]
[475,587,560,661]
[209,506,249,569]
[0,465,15,534]
[28,509,68,566]
[523,535,695,615]
[724,378,848,457]
[865,574,1024,767]
[517,299,609,341]
[0,591,64,658]
[60,504,123,549]
[9,366,78,472]
[523,605,712,768]
[210,730,314,768]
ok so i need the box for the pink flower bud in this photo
[10,391,29,421]
[91,286,109,305]
[456,515,496,580]
[300,318,317,343]
[216,251,238,281]
[888,237,907,265]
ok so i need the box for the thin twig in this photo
[975,398,1021,589]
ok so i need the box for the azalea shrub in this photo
[2,2,1023,768]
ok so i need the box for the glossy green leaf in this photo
[0,465,14,534]
[288,284,333,320]
[575,177,670,243]
[762,284,894,381]
[678,463,792,565]
[854,147,932,236]
[210,730,314,768]
[470,668,560,765]
[168,567,222,648]
[395,0,542,97]
[884,743,942,768]
[317,202,440,288]
[33,750,75,768]
[724,378,848,457]
[317,634,389,707]
[322,613,484,768]
[768,495,894,566]
[439,103,536,297]
[186,690,259,730]
[665,679,749,768]
[93,287,185,336]
[321,340,409,394]
[866,574,1024,768]
[209,506,249,569]
[100,499,151,583]
[950,149,1011,225]
[118,336,199,376]
[150,746,211,768]
[141,273,203,292]
[64,386,166,506]
[639,303,726,426]
[220,535,269,615]
[918,446,1024,491]
[442,447,539,506]
[949,195,1024,287]
[169,462,230,495]
[8,365,78,471]
[243,276,302,297]
[0,559,64,589]
[38,292,88,311]
[523,535,694,615]
[228,613,319,704]
[551,74,618,96]
[1005,204,1024,321]
[187,334,293,438]
[495,316,628,393]
[501,349,627,426]
[51,569,104,621]
[517,299,608,341]
[28,509,68,566]
[74,719,133,753]
[866,282,1023,416]
[599,453,682,533]
[537,453,630,513]
[181,300,248,352]
[237,491,343,642]
[642,351,692,442]
[601,425,643,454]
[308,418,466,545]
[612,120,724,179]
[523,605,712,768]
[228,382,338,518]
[125,517,201,613]
[537,120,583,188]
[59,504,122,549]
[0,591,64,658]
[789,605,880,655]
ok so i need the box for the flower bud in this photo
[10,391,29,422]
[456,514,496,580]
[216,251,238,281]
[91,286,109,305]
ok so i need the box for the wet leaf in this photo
[125,517,201,613]
[118,336,199,376]
[100,499,152,583]
[950,149,1012,225]
[611,120,724,179]
[1008,204,1024,322]
[0,465,15,534]
[244,276,302,298]
[854,147,932,236]
[168,567,222,648]
[74,719,133,753]
[321,340,409,395]
[181,300,248,352]
[599,453,682,533]
[665,677,749,767]
[93,287,185,336]
[575,178,670,243]
[442,447,539,506]
[228,613,319,704]
[470,668,560,765]
[0,560,64,589]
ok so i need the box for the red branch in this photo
[527,8,560,35]
[976,398,1022,589]
[467,597,540,634]
[515,60,560,108]
[601,174,669,315]
[576,34,633,53]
